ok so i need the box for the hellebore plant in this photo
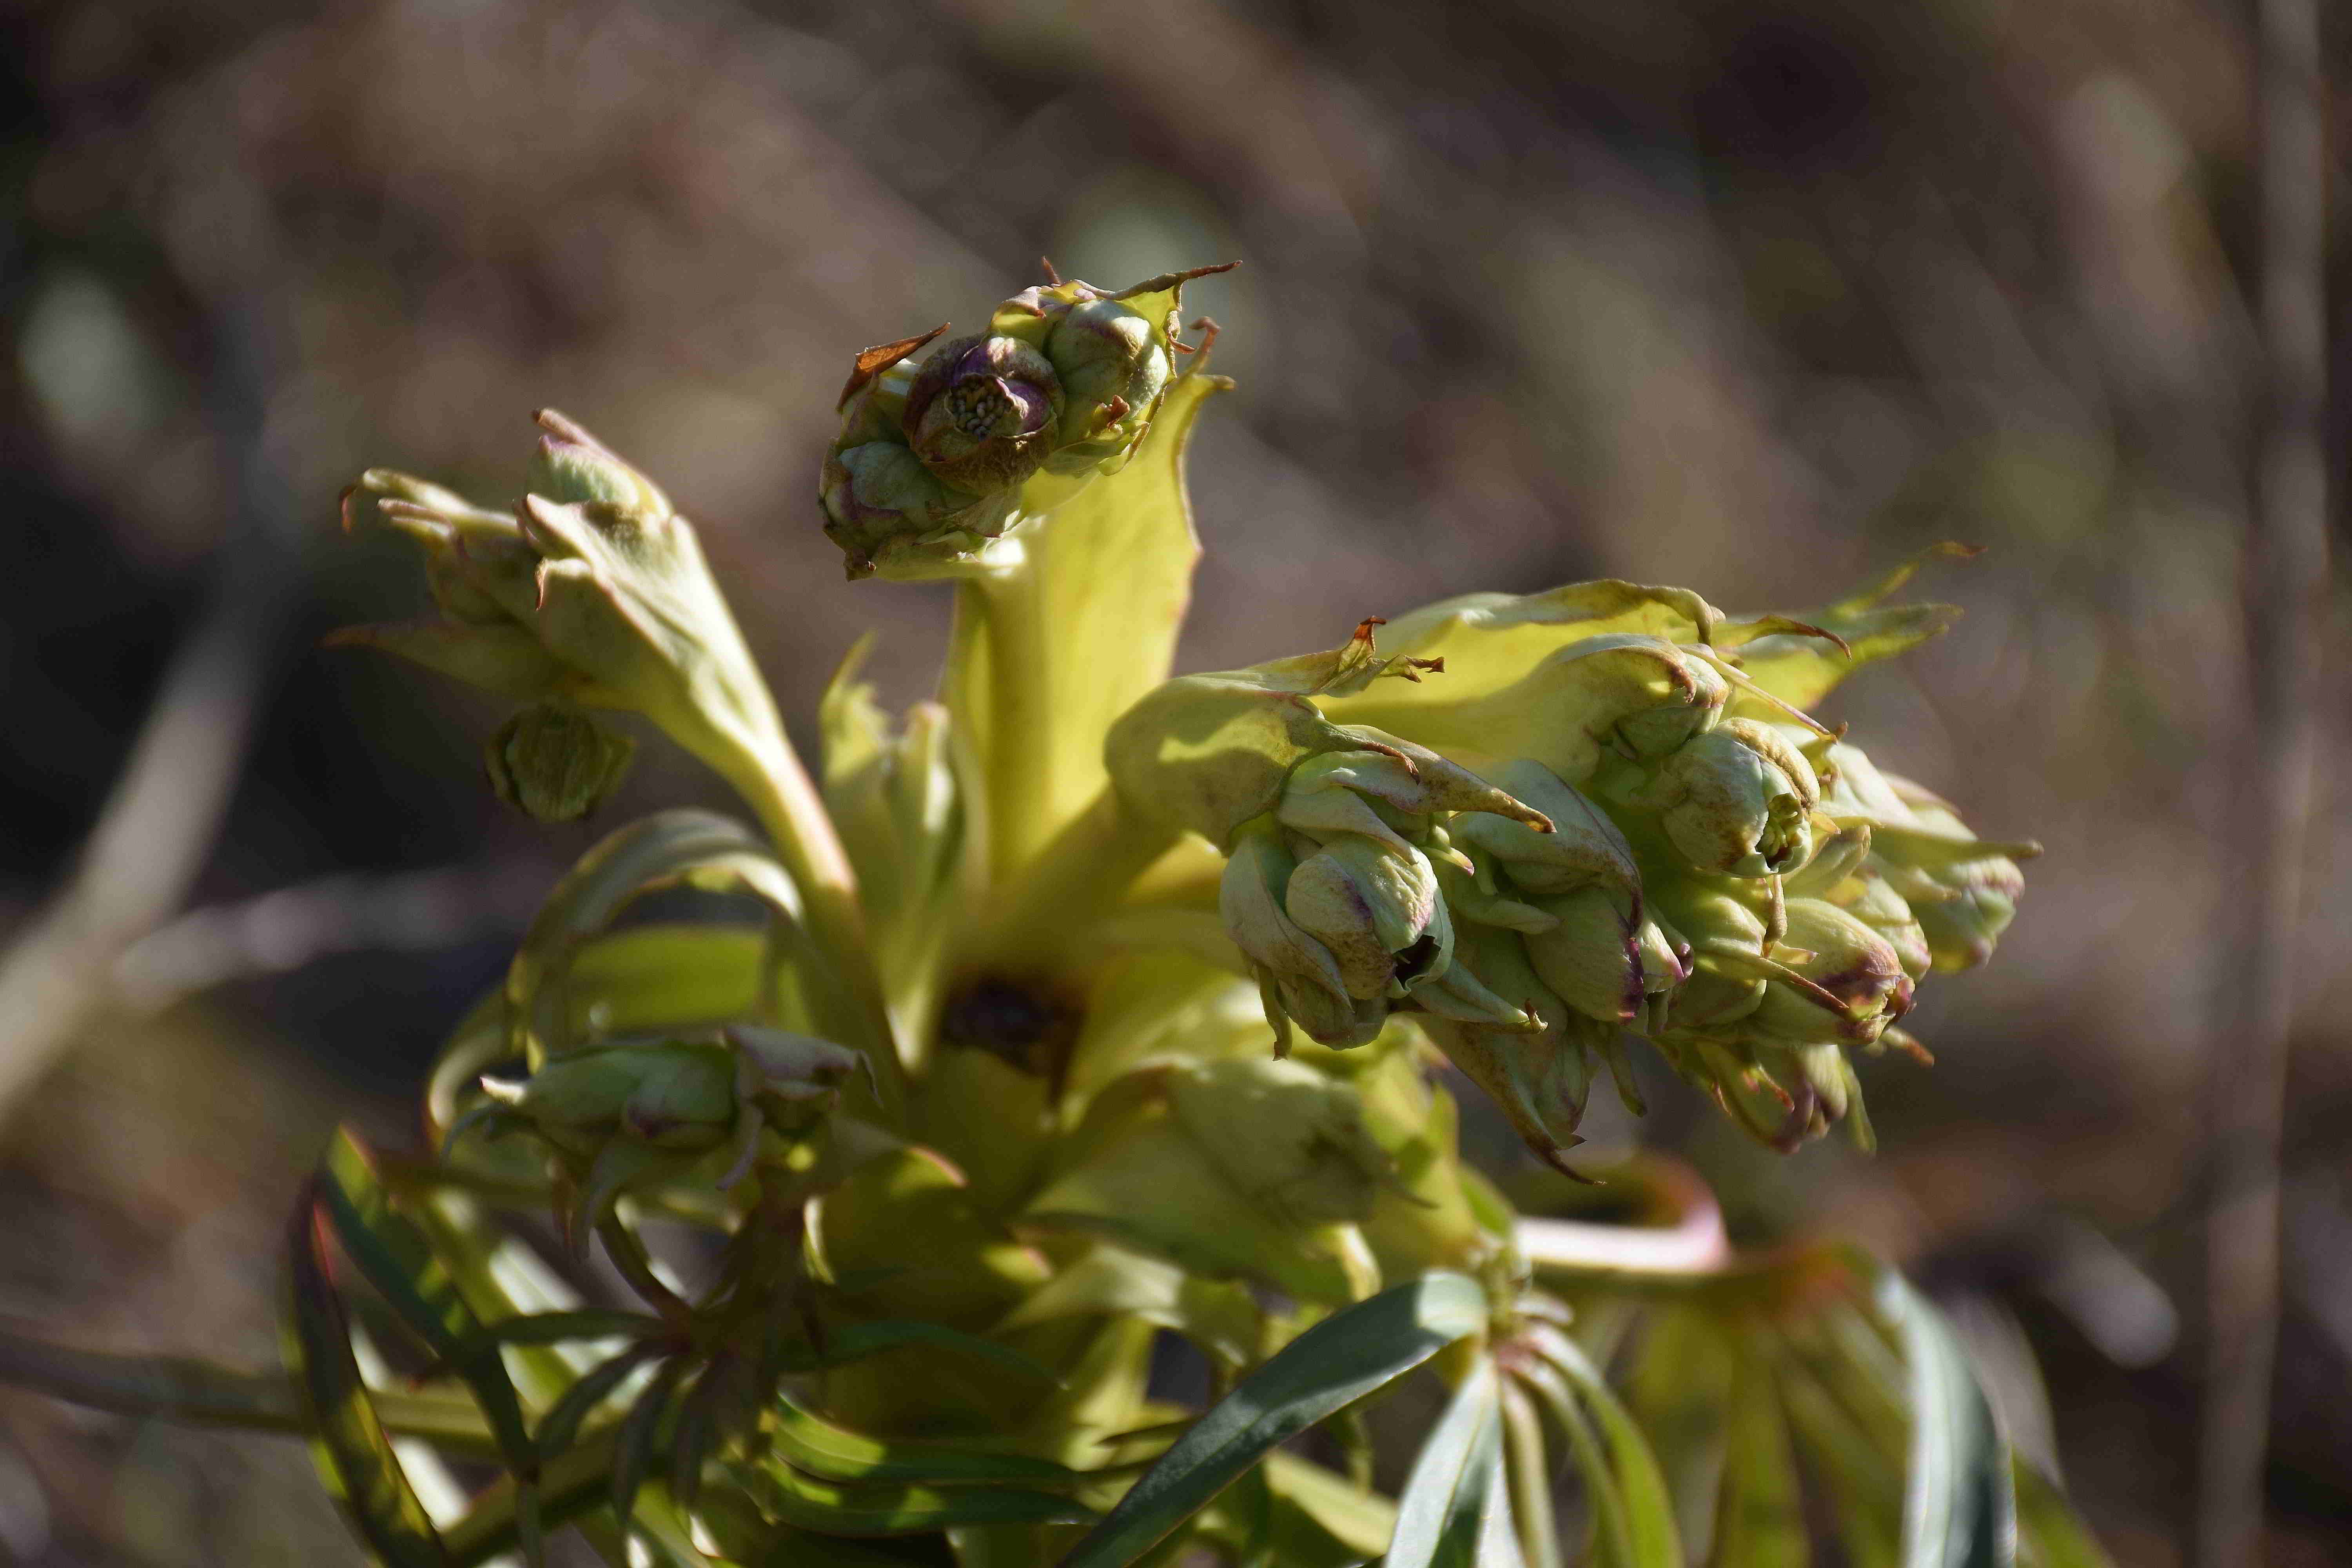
[0,266,2101,1568]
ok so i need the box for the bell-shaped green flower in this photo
[1824,867,1933,981]
[484,703,637,823]
[1523,887,1686,1031]
[1630,718,1823,877]
[1821,743,2038,971]
[1282,833,1452,1000]
[1740,899,1914,1050]
[1221,815,1385,1050]
[1415,920,1621,1178]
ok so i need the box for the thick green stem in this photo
[967,563,1062,883]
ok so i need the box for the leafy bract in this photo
[1023,365,1229,839]
[503,809,801,1067]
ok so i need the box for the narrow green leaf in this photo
[703,1479,959,1568]
[745,1455,1094,1537]
[535,1343,662,1461]
[1057,1270,1488,1568]
[1527,1325,1681,1568]
[318,1129,539,1474]
[1875,1273,2015,1568]
[1276,1451,1397,1564]
[772,1389,1081,1487]
[1777,1357,1903,1568]
[611,1356,691,1526]
[1385,1360,1505,1568]
[1512,1356,1637,1568]
[2011,1459,2113,1568]
[1621,1306,1735,1559]
[1500,1378,1564,1568]
[283,1183,449,1567]
[1481,1432,1532,1568]
[668,1357,724,1508]
[1712,1349,1809,1567]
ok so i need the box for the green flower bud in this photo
[1828,869,1933,981]
[1637,718,1822,877]
[1878,776,2031,971]
[1523,887,1685,1027]
[1283,834,1451,1000]
[467,1025,862,1246]
[1220,816,1378,1051]
[1418,921,1615,1176]
[1038,298,1171,472]
[483,1040,738,1156]
[528,410,671,518]
[1450,759,1639,896]
[901,334,1065,492]
[819,440,971,574]
[1821,745,2037,971]
[1645,878,1771,1031]
[485,704,637,823]
[1167,1058,1397,1227]
[1742,899,1913,1049]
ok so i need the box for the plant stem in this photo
[708,727,908,1110]
[0,1320,501,1455]
[1514,1156,1733,1278]
[968,560,1064,883]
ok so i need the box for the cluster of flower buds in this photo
[454,1025,865,1247]
[1108,571,2036,1169]
[336,411,789,813]
[819,263,1234,579]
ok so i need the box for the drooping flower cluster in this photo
[819,263,1233,578]
[1108,568,2037,1169]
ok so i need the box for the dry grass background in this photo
[0,0,2345,1561]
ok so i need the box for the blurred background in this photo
[0,0,2341,1561]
